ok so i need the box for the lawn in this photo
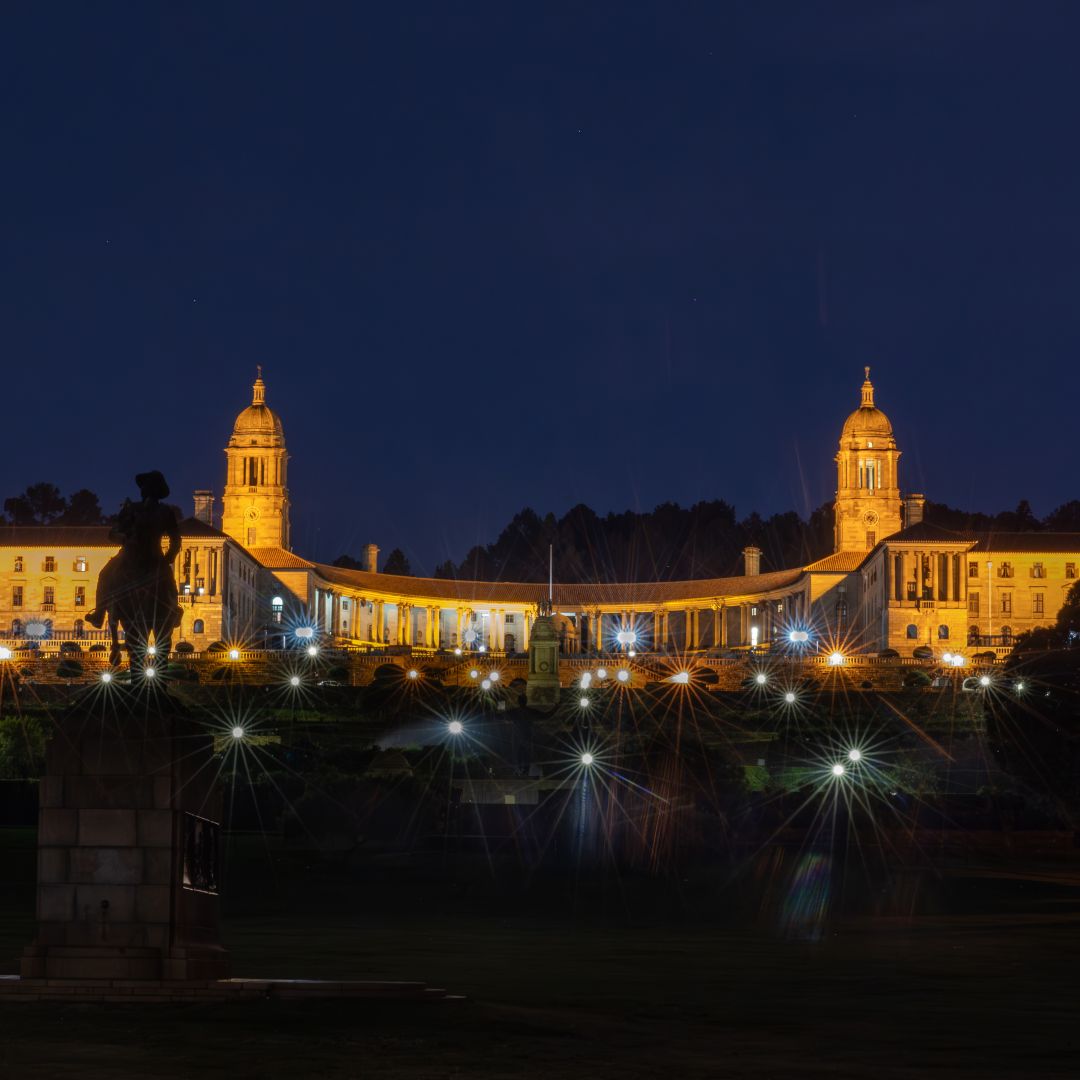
[1,833,1078,1078]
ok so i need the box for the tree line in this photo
[335,497,1080,583]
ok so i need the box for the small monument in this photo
[526,597,561,709]
[20,471,229,984]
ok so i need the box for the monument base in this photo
[20,691,229,983]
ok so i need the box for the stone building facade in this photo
[1,369,1077,659]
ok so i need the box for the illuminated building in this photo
[1,369,1078,658]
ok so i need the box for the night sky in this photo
[3,3,1079,572]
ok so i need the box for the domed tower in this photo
[221,368,291,550]
[833,368,902,553]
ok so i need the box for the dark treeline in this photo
[1,482,110,526]
[380,496,1080,584]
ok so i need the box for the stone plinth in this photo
[21,692,229,982]
[526,614,560,709]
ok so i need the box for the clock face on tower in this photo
[862,510,880,527]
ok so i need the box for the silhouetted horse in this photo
[86,471,183,668]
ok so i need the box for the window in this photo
[43,556,56,573]
[998,562,1013,579]
[74,586,85,607]
[192,619,205,635]
[906,624,918,639]
[505,613,515,624]
[1067,563,1078,579]
[1000,592,1012,614]
[73,619,84,637]
[968,592,980,615]
[12,618,22,635]
[13,557,23,573]
[1033,592,1045,615]
[751,606,757,616]
[246,527,256,546]
[969,625,980,645]
[866,531,876,548]
[1031,563,1045,579]
[43,586,55,607]
[906,582,917,601]
[938,624,949,640]
[835,600,847,626]
[969,562,979,578]
[1001,625,1013,645]
[12,586,23,608]
[74,557,87,573]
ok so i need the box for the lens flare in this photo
[231,726,244,740]
[580,752,594,766]
[828,651,845,666]
[100,671,112,684]
[447,720,463,735]
[847,748,862,763]
[289,675,301,687]
[831,763,845,777]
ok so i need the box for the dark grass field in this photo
[2,830,1079,1079]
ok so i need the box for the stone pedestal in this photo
[526,614,561,709]
[20,693,229,982]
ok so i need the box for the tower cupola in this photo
[221,369,291,550]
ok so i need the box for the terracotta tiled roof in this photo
[0,518,227,547]
[310,562,805,605]
[802,551,869,573]
[249,547,316,570]
[886,521,1080,554]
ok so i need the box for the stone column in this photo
[653,610,662,652]
[521,610,531,650]
[593,611,603,653]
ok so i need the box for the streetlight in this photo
[831,763,845,777]
[580,752,594,767]
[231,726,244,740]
[828,651,845,666]
[447,719,464,736]
[847,748,862,763]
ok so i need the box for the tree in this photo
[58,489,105,525]
[4,482,68,524]
[332,553,364,570]
[1044,500,1080,532]
[1015,581,1080,651]
[433,560,456,579]
[382,548,412,576]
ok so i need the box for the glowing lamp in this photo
[580,672,592,689]
[100,671,112,684]
[454,647,463,656]
[783,691,796,704]
[478,645,487,653]
[579,696,590,708]
[616,669,630,683]
[229,648,240,660]
[295,627,315,640]
[481,678,492,690]
[144,666,156,679]
[628,650,637,658]
[951,655,965,667]
[407,668,419,680]
[147,644,157,656]
[289,675,301,687]
[788,630,809,645]
[307,645,318,657]
[596,668,607,680]
[488,671,500,682]
[847,748,862,763]
[828,651,844,666]
[447,720,464,735]
[616,630,637,647]
[1016,680,1026,692]
[469,669,479,679]
[0,646,11,660]
[231,726,244,740]
[754,672,768,686]
[979,675,991,688]
[831,763,845,777]
[580,752,594,766]
[942,652,953,664]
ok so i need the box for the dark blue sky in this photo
[3,3,1079,571]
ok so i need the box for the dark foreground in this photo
[2,858,1079,1079]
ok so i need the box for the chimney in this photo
[363,543,380,574]
[193,490,214,526]
[743,545,762,577]
[904,494,925,529]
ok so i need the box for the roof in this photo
[841,405,894,439]
[308,562,806,605]
[0,518,231,548]
[882,521,1080,554]
[803,551,870,573]
[249,547,316,570]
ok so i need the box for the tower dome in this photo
[221,369,291,551]
[832,368,902,554]
[229,367,285,444]
[840,367,894,442]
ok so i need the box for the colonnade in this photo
[309,587,809,654]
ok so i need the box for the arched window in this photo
[1000,625,1012,645]
[906,624,918,639]
[192,619,205,635]
[937,625,949,640]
